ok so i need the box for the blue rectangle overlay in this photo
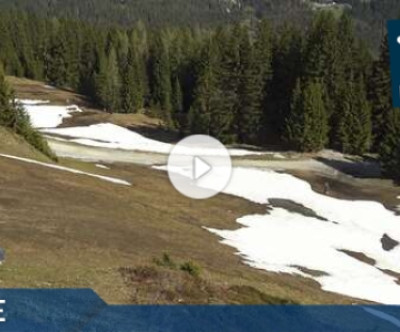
[0,289,400,332]
[388,20,400,108]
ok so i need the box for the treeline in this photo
[0,11,399,179]
[1,0,399,51]
[0,0,243,27]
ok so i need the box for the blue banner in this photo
[388,20,400,108]
[0,289,399,331]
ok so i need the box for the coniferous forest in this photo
[0,10,399,180]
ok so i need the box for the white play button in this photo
[192,157,211,180]
[167,135,232,199]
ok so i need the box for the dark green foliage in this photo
[268,24,302,140]
[95,48,121,112]
[335,77,372,155]
[188,38,221,136]
[122,48,144,113]
[0,64,54,159]
[379,109,400,181]
[153,253,177,269]
[284,79,328,152]
[369,36,392,150]
[179,261,201,277]
[0,10,399,180]
[237,26,263,144]
[149,35,173,125]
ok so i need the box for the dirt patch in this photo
[381,234,399,251]
[339,250,376,266]
[379,269,400,285]
[287,170,400,214]
[269,199,329,222]
[291,266,329,277]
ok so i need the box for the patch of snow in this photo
[44,85,56,90]
[95,164,110,170]
[18,101,82,129]
[161,165,400,304]
[43,123,262,156]
[0,154,130,186]
[273,153,286,159]
[16,99,50,105]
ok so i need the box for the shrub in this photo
[180,261,201,277]
[153,253,177,269]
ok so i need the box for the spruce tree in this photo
[121,47,144,113]
[335,76,372,155]
[95,48,121,112]
[269,24,303,140]
[188,37,221,136]
[237,26,262,145]
[284,79,328,152]
[369,35,392,150]
[212,26,241,143]
[149,35,172,125]
[380,109,400,181]
[46,24,69,86]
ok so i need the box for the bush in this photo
[180,261,201,277]
[153,253,177,269]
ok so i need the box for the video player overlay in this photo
[0,289,399,332]
[388,20,400,108]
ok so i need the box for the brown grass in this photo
[0,152,363,304]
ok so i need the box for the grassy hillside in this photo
[0,126,51,161]
[0,152,363,304]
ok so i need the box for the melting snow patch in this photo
[17,99,82,129]
[96,164,110,170]
[163,165,400,304]
[44,123,263,156]
[0,154,130,186]
[16,99,50,105]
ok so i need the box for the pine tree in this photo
[269,24,303,141]
[188,37,221,136]
[380,108,400,181]
[149,35,172,124]
[284,79,328,152]
[237,26,262,144]
[254,20,272,143]
[369,35,392,150]
[212,26,241,143]
[335,76,371,155]
[46,21,69,86]
[95,48,121,112]
[0,63,54,158]
[121,47,144,113]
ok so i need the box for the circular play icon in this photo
[167,135,232,199]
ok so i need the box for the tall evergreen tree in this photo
[284,79,328,152]
[368,35,392,150]
[188,37,221,136]
[335,77,372,155]
[46,25,69,86]
[121,47,144,113]
[95,47,121,112]
[269,24,303,141]
[380,108,400,181]
[237,26,263,144]
[149,35,172,125]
